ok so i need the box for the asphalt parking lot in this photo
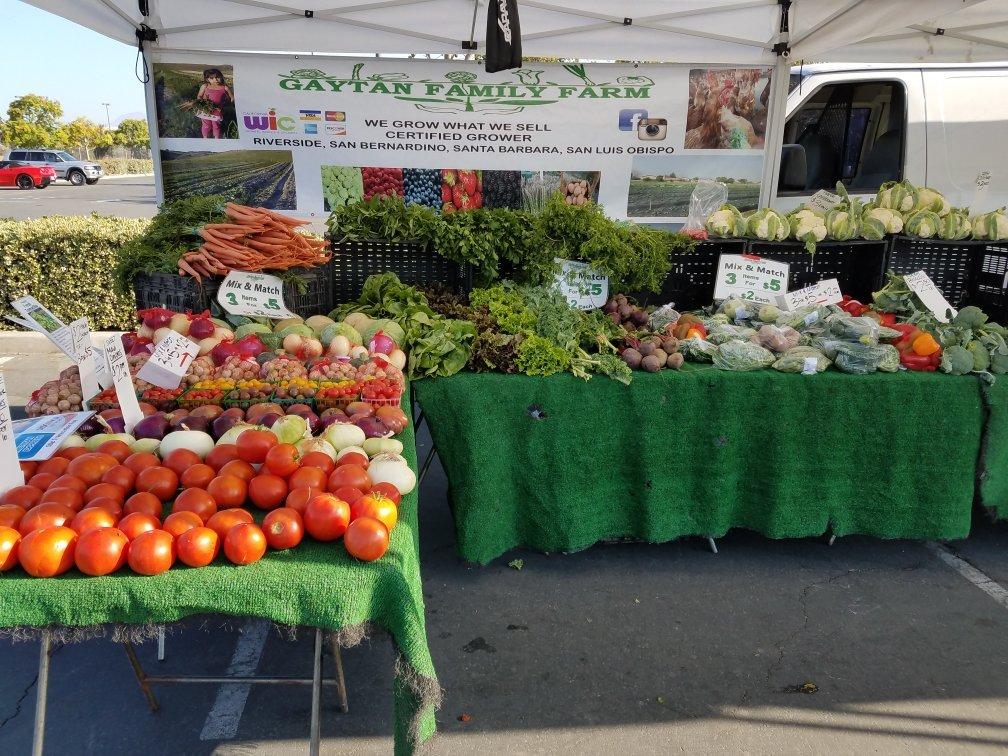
[0,175,156,219]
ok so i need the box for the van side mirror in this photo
[778,144,807,192]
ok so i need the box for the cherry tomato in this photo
[344,517,389,562]
[128,529,176,575]
[284,487,320,516]
[336,451,368,469]
[118,512,161,540]
[41,487,84,512]
[83,482,126,505]
[135,466,179,502]
[67,452,118,486]
[300,452,335,476]
[50,474,87,495]
[1,485,43,510]
[205,444,240,472]
[0,505,26,530]
[327,465,370,494]
[350,494,398,532]
[223,523,267,565]
[218,459,256,483]
[263,508,303,550]
[180,464,216,490]
[177,526,219,567]
[83,497,123,518]
[36,456,70,478]
[172,488,217,523]
[19,526,77,577]
[370,482,401,506]
[331,486,364,506]
[207,474,248,509]
[19,503,75,536]
[124,491,163,519]
[162,449,202,478]
[264,443,301,478]
[206,509,254,540]
[28,473,58,491]
[303,494,350,541]
[96,440,133,463]
[289,466,327,491]
[0,526,20,571]
[236,429,277,465]
[248,474,287,511]
[123,452,160,477]
[74,527,129,576]
[70,507,118,535]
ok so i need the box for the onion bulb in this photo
[198,336,222,356]
[169,313,191,335]
[367,453,416,495]
[153,327,174,344]
[283,333,304,353]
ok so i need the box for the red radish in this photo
[369,331,395,356]
[211,340,240,366]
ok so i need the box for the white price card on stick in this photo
[777,278,843,311]
[104,335,144,433]
[713,254,789,305]
[0,374,24,494]
[904,270,957,323]
[137,332,199,390]
[553,258,609,310]
[217,271,296,320]
[69,318,100,404]
[807,189,843,213]
[13,412,96,461]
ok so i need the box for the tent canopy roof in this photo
[21,0,1008,65]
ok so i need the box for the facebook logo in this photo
[618,109,648,131]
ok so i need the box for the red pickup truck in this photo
[0,160,56,189]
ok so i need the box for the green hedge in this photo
[97,158,153,175]
[0,216,149,331]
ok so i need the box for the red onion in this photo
[188,316,215,340]
[235,334,267,360]
[369,330,395,356]
[129,338,154,356]
[354,414,390,438]
[210,339,240,366]
[138,307,173,330]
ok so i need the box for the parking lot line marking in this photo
[928,542,1008,611]
[199,619,271,741]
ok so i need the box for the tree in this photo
[114,118,149,149]
[2,93,63,147]
[57,117,112,159]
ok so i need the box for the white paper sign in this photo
[69,318,100,404]
[777,278,843,311]
[104,335,144,433]
[0,374,24,494]
[714,254,790,305]
[13,412,97,462]
[553,258,609,311]
[807,190,843,213]
[904,270,957,323]
[217,271,296,320]
[9,297,110,388]
[137,332,200,390]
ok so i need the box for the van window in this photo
[43,153,61,162]
[28,152,45,162]
[9,151,26,161]
[778,80,905,194]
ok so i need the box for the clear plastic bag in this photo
[712,340,775,371]
[755,324,802,353]
[684,179,728,234]
[773,346,830,373]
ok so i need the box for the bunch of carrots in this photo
[178,203,330,281]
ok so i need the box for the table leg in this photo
[706,536,719,554]
[122,640,160,712]
[309,629,322,756]
[157,628,165,662]
[31,632,51,756]
[418,447,437,484]
[329,634,349,714]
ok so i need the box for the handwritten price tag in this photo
[807,190,842,213]
[713,254,789,304]
[9,296,110,388]
[70,318,101,404]
[217,271,296,320]
[137,332,199,390]
[0,374,23,494]
[777,278,842,311]
[105,335,144,433]
[904,270,957,323]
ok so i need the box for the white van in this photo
[772,63,1008,213]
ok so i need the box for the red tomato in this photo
[344,517,390,562]
[2,485,43,510]
[263,508,303,550]
[0,505,26,530]
[223,523,267,565]
[162,449,202,478]
[118,512,161,540]
[83,497,123,519]
[101,464,136,492]
[96,440,133,463]
[206,509,254,540]
[50,474,87,495]
[19,526,77,577]
[327,465,370,493]
[284,487,320,516]
[128,529,176,575]
[70,507,118,535]
[303,494,351,542]
[57,447,88,461]
[331,486,364,505]
[205,444,240,472]
[83,482,126,505]
[300,452,335,476]
[67,453,118,486]
[74,527,129,576]
[248,474,287,511]
[124,491,163,519]
[207,474,248,509]
[177,526,219,567]
[351,494,398,532]
[163,511,204,538]
[264,443,300,478]
[135,466,179,502]
[218,459,256,483]
[41,487,84,512]
[369,482,401,506]
[172,488,217,523]
[123,452,160,476]
[289,466,327,491]
[19,503,75,535]
[19,460,38,479]
[336,451,368,469]
[0,526,20,571]
[180,464,216,490]
[36,456,70,477]
[28,473,58,491]
[236,429,277,464]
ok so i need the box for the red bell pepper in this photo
[840,299,868,316]
[900,350,941,372]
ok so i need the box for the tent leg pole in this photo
[31,632,51,756]
[309,629,323,756]
[329,634,349,714]
[418,447,437,484]
[122,640,160,712]
[707,537,718,554]
[157,628,165,662]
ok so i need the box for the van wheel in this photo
[85,178,99,185]
[16,174,34,190]
[68,170,85,186]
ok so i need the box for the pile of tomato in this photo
[0,432,402,579]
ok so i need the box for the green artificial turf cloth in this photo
[981,378,1008,520]
[416,366,993,565]
[0,393,437,755]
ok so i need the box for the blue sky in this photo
[0,3,147,126]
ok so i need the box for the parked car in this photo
[0,160,56,189]
[3,149,102,186]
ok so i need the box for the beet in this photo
[641,355,661,372]
[622,348,642,369]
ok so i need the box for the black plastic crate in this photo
[886,236,987,308]
[329,240,472,304]
[971,242,1008,323]
[282,266,331,317]
[746,239,888,302]
[134,272,221,313]
[633,239,748,309]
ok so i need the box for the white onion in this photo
[362,437,403,458]
[349,345,369,360]
[160,430,215,459]
[336,445,368,461]
[324,422,365,451]
[296,437,337,461]
[58,433,86,450]
[367,453,416,495]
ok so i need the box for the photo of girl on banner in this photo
[153,63,238,139]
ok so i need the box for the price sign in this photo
[69,318,100,404]
[904,270,957,323]
[713,254,789,305]
[972,170,992,209]
[9,296,110,388]
[217,271,296,319]
[553,258,608,311]
[0,374,24,494]
[104,335,144,433]
[807,189,842,213]
[137,332,199,390]
[13,412,96,461]
[777,278,843,311]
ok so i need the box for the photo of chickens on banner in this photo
[685,68,772,149]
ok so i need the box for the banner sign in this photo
[713,254,789,304]
[151,55,770,223]
[217,271,296,319]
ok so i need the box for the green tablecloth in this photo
[416,366,1005,565]
[0,396,437,755]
